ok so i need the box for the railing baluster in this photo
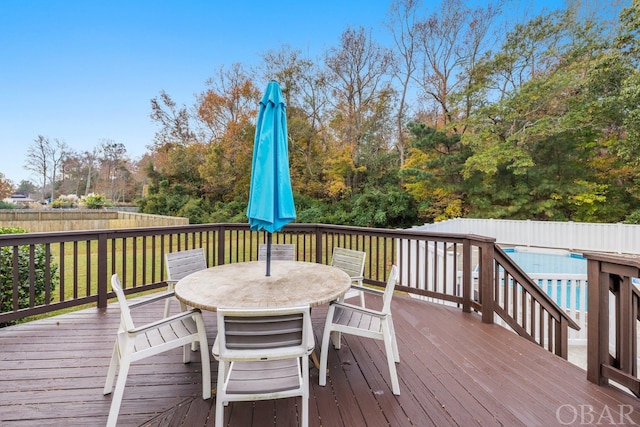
[59,242,65,303]
[98,234,108,309]
[0,222,578,363]
[28,245,35,307]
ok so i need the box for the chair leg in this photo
[163,298,171,318]
[359,290,365,307]
[182,343,192,364]
[163,283,174,318]
[389,316,400,362]
[215,365,227,427]
[319,305,335,387]
[106,348,133,427]
[103,344,119,395]
[382,320,400,395]
[331,330,341,349]
[184,301,198,351]
[301,354,309,427]
[195,315,212,399]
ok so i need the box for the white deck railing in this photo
[412,219,635,346]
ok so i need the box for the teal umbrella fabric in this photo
[247,81,296,274]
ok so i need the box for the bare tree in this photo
[49,139,68,200]
[24,135,52,201]
[414,0,499,133]
[324,26,396,193]
[84,147,100,196]
[260,46,332,196]
[325,26,394,150]
[150,90,196,148]
[99,140,128,202]
[387,0,421,166]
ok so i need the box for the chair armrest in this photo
[212,334,220,359]
[331,301,386,319]
[128,308,202,335]
[353,285,384,297]
[128,291,175,309]
[306,321,315,353]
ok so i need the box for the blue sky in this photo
[0,0,397,185]
[0,0,565,186]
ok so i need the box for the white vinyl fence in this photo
[416,218,640,255]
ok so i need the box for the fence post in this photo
[97,233,108,311]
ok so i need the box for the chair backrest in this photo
[330,247,366,279]
[258,244,295,261]
[381,265,399,314]
[216,306,310,360]
[111,274,135,332]
[165,248,207,281]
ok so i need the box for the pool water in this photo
[503,248,586,274]
[502,247,587,310]
[494,248,637,311]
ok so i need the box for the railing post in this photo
[479,242,494,323]
[97,233,108,311]
[586,257,608,385]
[217,225,226,265]
[315,225,323,264]
[556,317,569,359]
[585,253,640,396]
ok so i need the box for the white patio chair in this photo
[104,274,211,427]
[164,248,207,317]
[330,247,366,306]
[319,265,401,395]
[258,243,295,261]
[212,305,314,427]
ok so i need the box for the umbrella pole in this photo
[266,233,272,276]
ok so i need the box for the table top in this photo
[174,261,352,311]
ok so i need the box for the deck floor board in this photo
[1,293,640,426]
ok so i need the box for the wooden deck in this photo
[2,294,639,426]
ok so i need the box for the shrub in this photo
[177,198,208,224]
[0,201,16,210]
[50,199,74,209]
[624,210,640,224]
[0,226,59,326]
[80,193,112,209]
[51,194,78,209]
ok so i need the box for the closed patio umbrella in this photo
[247,80,296,276]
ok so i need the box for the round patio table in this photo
[174,260,351,311]
[175,260,351,372]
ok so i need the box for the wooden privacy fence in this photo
[0,223,578,358]
[0,210,188,232]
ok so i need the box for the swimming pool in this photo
[503,247,586,274]
[502,247,587,310]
